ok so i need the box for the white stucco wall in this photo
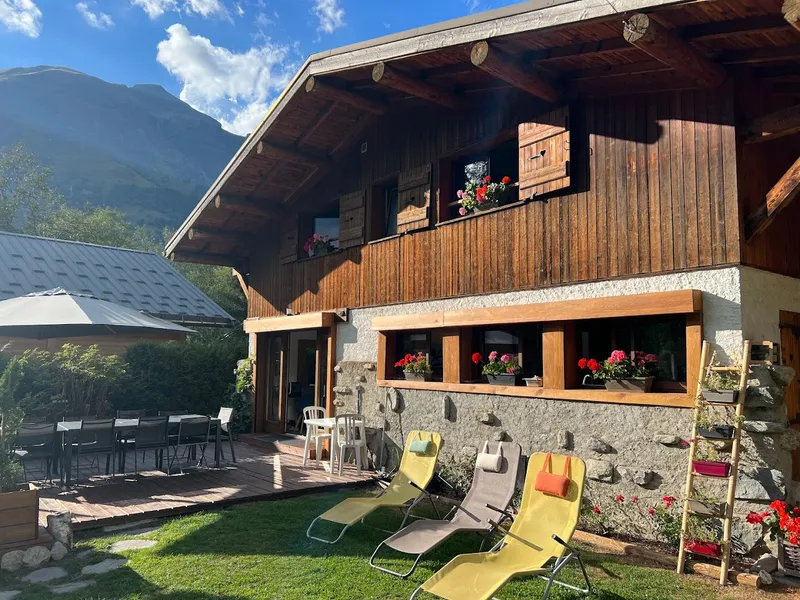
[337,266,744,362]
[740,266,800,344]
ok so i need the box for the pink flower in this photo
[593,506,601,514]
[608,350,627,364]
[645,353,658,363]
[631,496,638,503]
[648,508,655,515]
[459,207,467,216]
[507,367,515,374]
[500,354,512,363]
[457,190,464,198]
[488,351,498,361]
[615,494,624,503]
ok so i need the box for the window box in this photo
[603,377,654,394]
[700,389,738,404]
[685,539,721,558]
[403,371,433,382]
[692,459,731,478]
[697,424,734,440]
[486,373,520,386]
[524,377,543,387]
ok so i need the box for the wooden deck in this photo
[38,442,375,530]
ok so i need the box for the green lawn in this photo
[1,490,746,600]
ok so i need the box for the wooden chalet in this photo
[167,0,800,522]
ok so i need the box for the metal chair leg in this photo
[228,436,236,463]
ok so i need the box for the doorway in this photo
[780,311,800,479]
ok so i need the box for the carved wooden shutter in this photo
[338,190,366,249]
[279,214,298,264]
[396,164,432,233]
[518,106,571,199]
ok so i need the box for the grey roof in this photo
[0,231,234,326]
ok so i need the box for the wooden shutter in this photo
[397,163,432,233]
[518,105,571,199]
[338,190,366,249]
[279,214,298,264]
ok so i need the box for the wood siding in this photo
[249,89,739,318]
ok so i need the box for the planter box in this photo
[0,485,39,546]
[686,499,726,517]
[685,539,722,558]
[697,424,734,440]
[779,535,800,577]
[701,389,739,404]
[523,377,543,387]
[486,373,520,386]
[692,460,731,478]
[603,377,654,393]
[308,247,331,258]
[403,371,433,382]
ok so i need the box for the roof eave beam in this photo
[214,194,284,219]
[371,62,458,109]
[188,227,253,247]
[622,13,728,88]
[170,251,247,269]
[304,76,387,115]
[470,41,560,103]
[256,141,330,166]
[744,104,800,144]
[746,154,800,239]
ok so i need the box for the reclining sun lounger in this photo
[307,430,442,544]
[411,452,590,600]
[370,441,521,578]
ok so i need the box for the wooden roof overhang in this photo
[165,0,800,269]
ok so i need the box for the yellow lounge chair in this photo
[307,430,442,544]
[411,452,590,600]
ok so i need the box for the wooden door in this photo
[264,333,288,434]
[780,311,800,478]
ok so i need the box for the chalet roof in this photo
[165,0,800,263]
[0,231,234,326]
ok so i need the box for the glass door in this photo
[265,333,287,434]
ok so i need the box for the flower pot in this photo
[523,377,543,387]
[476,202,500,212]
[309,247,330,258]
[603,376,655,393]
[697,424,734,440]
[701,389,738,404]
[692,460,731,478]
[685,539,721,558]
[779,535,800,577]
[403,371,433,382]
[686,499,726,517]
[0,485,39,545]
[486,373,520,386]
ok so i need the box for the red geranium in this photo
[615,494,624,503]
[587,359,601,372]
[483,175,491,183]
[472,352,482,365]
[593,506,601,514]
[578,358,588,369]
[749,501,800,545]
[501,176,511,185]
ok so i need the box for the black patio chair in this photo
[215,407,236,463]
[168,416,210,475]
[71,419,116,484]
[159,410,188,416]
[14,422,57,482]
[117,409,148,419]
[119,416,170,474]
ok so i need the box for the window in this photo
[369,178,399,240]
[313,216,340,248]
[394,331,444,380]
[576,315,688,384]
[300,201,340,257]
[446,138,520,220]
[471,324,543,380]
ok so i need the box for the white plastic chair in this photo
[334,413,366,476]
[302,406,331,468]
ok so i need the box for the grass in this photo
[0,490,754,600]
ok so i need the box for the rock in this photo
[374,402,384,413]
[0,551,24,573]
[736,468,786,501]
[22,546,50,568]
[754,553,778,573]
[363,363,376,371]
[109,539,157,553]
[81,559,128,575]
[743,420,788,434]
[746,386,785,408]
[654,434,681,446]
[492,430,506,442]
[49,581,95,595]
[783,429,800,451]
[333,364,342,373]
[759,570,774,586]
[586,438,613,454]
[733,519,765,555]
[618,466,655,486]
[356,375,366,383]
[586,459,614,482]
[46,512,73,549]
[770,366,795,388]
[557,430,571,450]
[333,399,345,407]
[21,566,67,584]
[442,396,452,420]
[50,542,68,562]
[0,591,21,600]
[332,386,351,395]
[476,411,495,425]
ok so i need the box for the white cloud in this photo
[312,0,343,34]
[156,23,295,135]
[465,0,481,13]
[234,2,243,16]
[131,0,224,19]
[0,0,42,37]
[76,2,113,29]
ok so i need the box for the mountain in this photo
[0,66,244,228]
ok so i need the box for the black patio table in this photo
[57,414,222,488]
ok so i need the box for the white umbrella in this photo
[0,288,193,338]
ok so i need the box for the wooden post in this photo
[376,331,396,381]
[470,41,560,102]
[685,311,704,397]
[622,13,727,88]
[326,326,337,419]
[784,0,800,32]
[442,328,462,384]
[372,62,458,109]
[542,322,576,389]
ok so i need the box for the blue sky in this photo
[0,0,520,134]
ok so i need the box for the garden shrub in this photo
[0,358,25,492]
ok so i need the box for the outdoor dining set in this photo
[299,406,367,476]
[12,407,237,488]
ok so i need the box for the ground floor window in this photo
[470,325,543,380]
[395,331,444,380]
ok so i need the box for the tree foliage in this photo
[0,358,25,492]
[0,143,63,235]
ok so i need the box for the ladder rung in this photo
[708,366,740,372]
[686,510,731,519]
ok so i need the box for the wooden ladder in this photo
[677,339,751,585]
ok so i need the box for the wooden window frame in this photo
[374,290,702,409]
